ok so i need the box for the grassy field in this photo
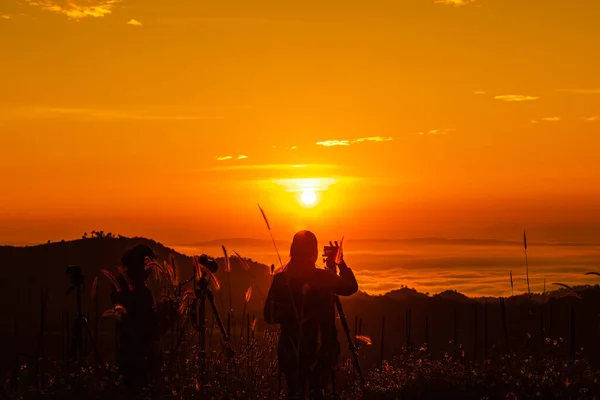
[3,236,600,399]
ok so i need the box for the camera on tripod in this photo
[66,265,84,293]
[197,255,219,273]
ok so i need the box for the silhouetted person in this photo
[264,231,359,399]
[110,244,160,389]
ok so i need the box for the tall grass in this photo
[524,230,531,296]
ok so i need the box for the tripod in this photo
[175,267,233,360]
[66,268,100,363]
[193,269,231,354]
[324,246,366,388]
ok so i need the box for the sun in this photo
[300,189,317,206]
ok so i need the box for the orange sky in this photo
[1,0,599,246]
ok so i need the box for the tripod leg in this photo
[199,294,206,352]
[198,294,207,381]
[334,297,365,387]
[205,289,230,345]
[206,288,238,375]
[69,319,80,361]
[82,320,102,365]
[331,369,336,396]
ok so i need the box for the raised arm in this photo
[335,260,359,296]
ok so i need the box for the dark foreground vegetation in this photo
[5,337,600,399]
[2,235,600,399]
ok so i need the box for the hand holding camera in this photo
[323,239,345,273]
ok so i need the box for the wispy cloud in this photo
[273,178,339,193]
[584,116,599,122]
[494,95,539,102]
[127,19,142,26]
[418,129,455,135]
[434,0,477,7]
[3,106,223,121]
[24,0,121,19]
[0,14,10,19]
[474,91,486,95]
[317,140,350,147]
[216,155,248,161]
[156,16,344,27]
[201,163,339,172]
[556,89,600,94]
[316,136,393,147]
[530,120,538,124]
[541,117,561,122]
[354,136,393,143]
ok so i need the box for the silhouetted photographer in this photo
[264,231,359,399]
[110,244,170,389]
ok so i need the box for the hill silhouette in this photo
[2,235,600,374]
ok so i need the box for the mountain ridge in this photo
[175,237,600,249]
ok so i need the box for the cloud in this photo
[316,140,350,147]
[127,18,142,26]
[273,178,338,193]
[156,16,344,27]
[474,91,486,95]
[418,129,455,135]
[200,163,340,172]
[434,0,477,7]
[23,0,120,19]
[530,120,538,124]
[217,155,248,161]
[584,116,599,122]
[556,89,600,94]
[316,136,393,147]
[494,95,539,102]
[0,14,10,19]
[354,136,393,143]
[541,117,561,122]
[3,106,223,121]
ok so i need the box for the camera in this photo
[323,246,338,259]
[66,265,84,292]
[198,255,219,273]
[66,265,82,277]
